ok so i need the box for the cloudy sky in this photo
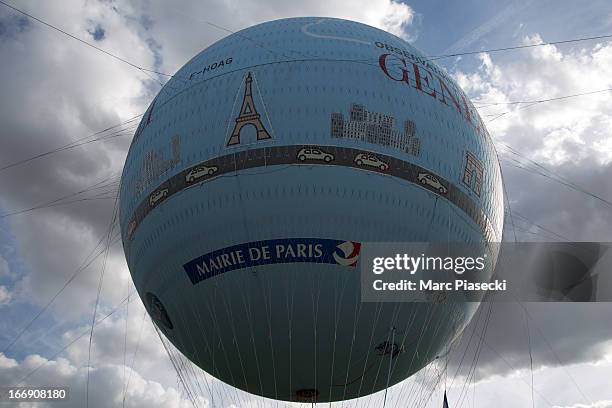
[1,0,612,406]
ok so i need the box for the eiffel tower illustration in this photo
[227,72,272,146]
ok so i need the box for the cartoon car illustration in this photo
[354,153,389,171]
[186,165,218,182]
[418,172,448,194]
[149,188,169,206]
[297,147,334,163]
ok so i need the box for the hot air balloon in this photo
[120,17,504,402]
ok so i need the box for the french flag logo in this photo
[333,241,361,267]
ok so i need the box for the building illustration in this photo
[135,134,181,195]
[331,103,421,156]
[462,151,483,196]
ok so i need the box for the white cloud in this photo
[0,351,209,408]
[555,402,612,408]
[0,0,152,318]
[438,348,612,408]
[452,34,612,241]
[0,285,11,306]
[353,0,417,41]
[455,35,612,168]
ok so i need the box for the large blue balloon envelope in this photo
[120,17,504,402]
